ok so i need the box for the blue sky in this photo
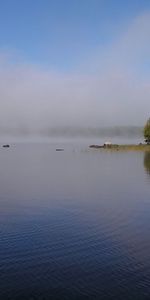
[0,0,149,69]
[0,1,150,129]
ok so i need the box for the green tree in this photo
[144,152,150,175]
[144,118,150,144]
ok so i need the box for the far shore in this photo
[89,144,150,151]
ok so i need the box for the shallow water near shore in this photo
[0,141,150,299]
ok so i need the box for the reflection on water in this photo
[144,151,150,175]
[0,143,150,299]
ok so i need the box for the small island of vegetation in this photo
[89,118,150,151]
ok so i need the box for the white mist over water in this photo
[0,11,150,132]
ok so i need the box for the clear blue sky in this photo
[0,0,149,70]
[0,1,150,128]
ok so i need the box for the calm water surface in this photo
[0,142,150,299]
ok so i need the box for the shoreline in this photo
[89,144,150,151]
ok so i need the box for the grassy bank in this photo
[89,144,150,151]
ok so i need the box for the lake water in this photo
[0,142,150,299]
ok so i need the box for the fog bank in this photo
[0,12,150,131]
